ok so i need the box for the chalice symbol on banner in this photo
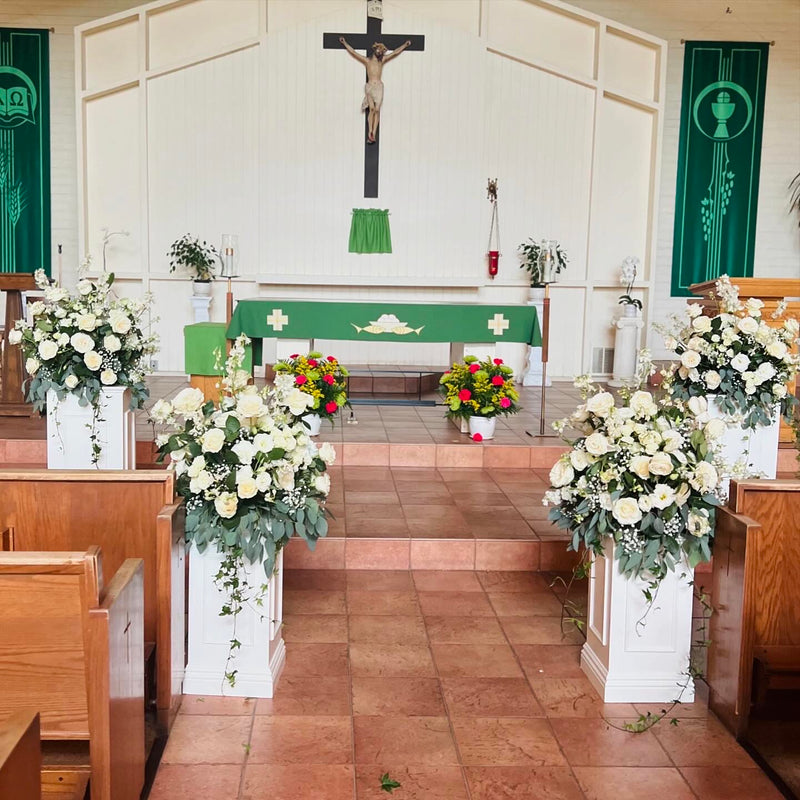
[711,90,735,139]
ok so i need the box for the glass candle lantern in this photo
[220,234,239,278]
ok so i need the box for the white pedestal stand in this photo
[523,288,551,387]
[707,398,780,480]
[46,386,135,469]
[183,547,285,698]
[607,309,644,388]
[191,295,212,324]
[582,550,695,703]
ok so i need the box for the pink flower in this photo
[322,374,335,385]
[458,389,471,402]
[493,358,503,365]
[307,358,318,367]
[289,353,299,359]
[325,401,338,414]
[472,433,483,442]
[491,375,504,386]
[469,363,480,373]
[499,397,511,409]
[296,375,308,385]
[326,356,336,362]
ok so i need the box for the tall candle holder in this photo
[220,234,239,325]
[538,241,557,437]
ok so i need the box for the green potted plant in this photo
[518,238,568,293]
[439,356,520,440]
[168,234,218,296]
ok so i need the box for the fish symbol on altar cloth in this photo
[351,313,424,336]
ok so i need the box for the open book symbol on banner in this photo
[352,313,424,335]
[0,67,37,126]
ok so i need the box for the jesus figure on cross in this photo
[339,36,411,144]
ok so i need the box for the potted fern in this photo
[168,234,218,296]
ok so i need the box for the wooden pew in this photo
[0,469,185,726]
[0,549,144,800]
[708,479,800,738]
[0,711,90,800]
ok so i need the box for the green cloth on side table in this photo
[184,322,259,375]
[349,209,392,253]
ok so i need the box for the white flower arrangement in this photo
[545,364,725,580]
[152,335,335,684]
[661,275,799,429]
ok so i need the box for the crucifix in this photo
[323,0,424,198]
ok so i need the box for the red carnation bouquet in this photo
[274,351,350,421]
[438,356,520,420]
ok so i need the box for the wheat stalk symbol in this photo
[7,182,24,225]
[0,147,8,189]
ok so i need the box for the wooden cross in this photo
[323,0,424,198]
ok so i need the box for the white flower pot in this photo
[183,546,285,698]
[302,412,322,436]
[707,397,780,480]
[468,415,496,440]
[582,550,695,703]
[192,280,212,297]
[46,386,136,470]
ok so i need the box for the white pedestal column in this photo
[607,310,644,388]
[46,386,136,470]
[582,550,695,703]
[183,547,285,698]
[191,295,212,324]
[707,398,780,480]
[523,288,551,387]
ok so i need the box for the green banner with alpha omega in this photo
[671,41,768,296]
[0,28,50,275]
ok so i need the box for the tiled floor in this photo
[148,569,783,800]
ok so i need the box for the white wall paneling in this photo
[76,0,667,375]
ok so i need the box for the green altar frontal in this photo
[226,299,541,346]
[184,323,260,375]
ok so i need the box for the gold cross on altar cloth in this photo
[487,313,510,336]
[267,309,289,332]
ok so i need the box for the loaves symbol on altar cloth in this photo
[352,313,424,336]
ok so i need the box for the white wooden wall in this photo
[76,0,666,376]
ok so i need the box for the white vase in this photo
[582,549,695,703]
[706,397,780,480]
[468,415,496,440]
[302,413,322,436]
[607,313,644,388]
[183,547,285,698]
[192,280,212,297]
[46,386,136,470]
[523,287,551,387]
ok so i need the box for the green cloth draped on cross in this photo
[349,209,392,253]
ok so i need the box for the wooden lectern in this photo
[690,278,800,444]
[0,273,37,416]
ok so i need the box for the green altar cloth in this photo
[226,300,541,346]
[184,323,259,375]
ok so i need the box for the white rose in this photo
[730,353,750,372]
[255,472,272,493]
[766,341,788,360]
[704,418,727,441]
[237,477,258,499]
[744,298,763,317]
[584,432,610,456]
[630,455,651,480]
[680,350,701,369]
[690,461,719,494]
[686,304,703,318]
[25,357,40,375]
[638,495,653,512]
[189,471,214,493]
[737,316,758,335]
[29,301,45,316]
[286,388,315,417]
[704,370,722,390]
[661,430,684,453]
[612,497,643,526]
[569,449,591,471]
[214,492,238,519]
[774,383,787,399]
[173,387,206,415]
[276,466,295,491]
[692,315,712,333]
[236,392,265,419]
[103,334,122,353]
[318,442,336,465]
[687,396,708,416]
[83,351,102,371]
[70,332,94,354]
[630,390,658,418]
[201,428,226,453]
[150,399,173,423]
[232,440,256,465]
[57,333,69,346]
[64,374,79,389]
[77,280,93,296]
[8,329,22,345]
[649,452,674,476]
[585,391,615,417]
[688,509,711,537]
[755,362,776,383]
[38,339,58,360]
[651,483,676,510]
[77,313,97,332]
[314,473,331,494]
[187,456,206,478]
[254,433,274,453]
[109,311,132,335]
[639,429,662,455]
[549,459,575,488]
[100,369,117,385]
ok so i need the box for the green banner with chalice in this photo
[0,28,50,275]
[671,41,769,297]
